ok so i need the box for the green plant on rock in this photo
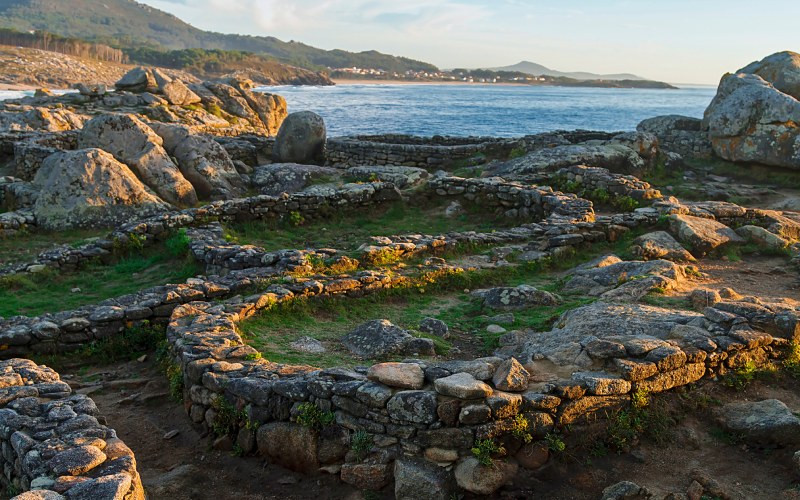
[471,438,506,466]
[783,341,800,378]
[631,388,650,409]
[511,414,533,444]
[508,146,527,159]
[350,430,373,462]
[544,432,566,453]
[589,187,611,204]
[164,363,184,403]
[288,211,305,227]
[212,397,245,437]
[722,361,758,391]
[295,402,335,431]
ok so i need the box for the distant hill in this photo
[0,0,438,73]
[489,61,647,81]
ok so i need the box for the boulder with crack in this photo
[32,149,170,230]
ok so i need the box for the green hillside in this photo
[0,0,438,73]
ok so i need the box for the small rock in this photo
[419,318,449,338]
[454,457,517,495]
[290,336,326,353]
[163,430,179,440]
[600,480,653,499]
[492,357,529,392]
[434,372,493,399]
[486,324,507,335]
[367,362,424,389]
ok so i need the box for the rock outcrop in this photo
[32,149,169,229]
[703,72,800,169]
[78,114,198,206]
[273,111,327,164]
[738,51,800,100]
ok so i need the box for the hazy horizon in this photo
[141,0,797,85]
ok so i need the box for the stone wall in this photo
[0,359,144,499]
[554,165,663,202]
[637,115,713,158]
[163,256,796,496]
[325,135,519,169]
[429,176,595,223]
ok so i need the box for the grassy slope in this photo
[224,200,514,254]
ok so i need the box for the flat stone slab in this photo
[434,372,493,399]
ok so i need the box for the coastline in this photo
[332,78,528,86]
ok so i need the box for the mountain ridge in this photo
[0,0,438,73]
[488,60,647,81]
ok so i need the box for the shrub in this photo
[508,147,527,159]
[545,432,566,453]
[350,430,373,461]
[722,361,757,391]
[165,228,191,257]
[612,195,640,212]
[212,397,244,437]
[471,439,506,466]
[288,211,305,227]
[295,402,335,430]
[631,388,650,409]
[511,414,533,444]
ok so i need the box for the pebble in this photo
[163,430,179,440]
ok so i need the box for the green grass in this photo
[687,157,800,190]
[0,228,107,267]
[0,245,200,317]
[224,200,512,254]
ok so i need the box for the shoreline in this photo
[332,78,528,86]
[0,83,37,91]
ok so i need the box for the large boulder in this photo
[196,78,288,135]
[703,72,800,169]
[250,163,341,196]
[32,149,169,229]
[716,399,800,445]
[161,79,201,106]
[78,114,197,206]
[272,111,327,164]
[341,319,434,359]
[115,67,157,93]
[738,51,800,100]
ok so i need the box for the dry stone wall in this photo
[0,359,144,499]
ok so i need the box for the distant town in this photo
[329,67,676,89]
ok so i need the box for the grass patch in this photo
[686,157,800,190]
[0,228,107,267]
[223,199,512,254]
[0,243,199,317]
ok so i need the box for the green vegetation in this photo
[471,439,506,466]
[295,402,335,431]
[784,342,800,379]
[211,397,245,437]
[223,200,512,254]
[0,0,437,73]
[552,178,640,212]
[544,432,566,453]
[0,228,106,267]
[0,235,199,317]
[350,430,373,462]
[604,402,674,453]
[511,414,533,444]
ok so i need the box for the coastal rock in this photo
[32,149,170,230]
[738,51,800,100]
[703,71,800,169]
[78,114,197,206]
[273,111,327,164]
[161,78,202,106]
[250,163,341,196]
[115,67,157,93]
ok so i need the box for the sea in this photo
[1,84,717,137]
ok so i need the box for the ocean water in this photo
[1,84,717,137]
[255,84,717,137]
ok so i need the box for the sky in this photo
[141,0,798,84]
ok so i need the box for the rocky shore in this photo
[0,52,798,500]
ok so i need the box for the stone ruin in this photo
[0,55,798,499]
